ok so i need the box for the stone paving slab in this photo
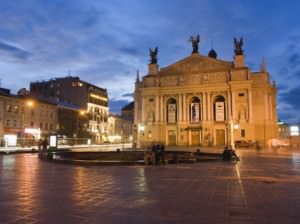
[1,148,300,223]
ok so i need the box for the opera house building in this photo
[134,36,278,148]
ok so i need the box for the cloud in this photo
[122,93,133,98]
[0,42,32,60]
[279,86,300,110]
[288,53,300,69]
[119,46,140,55]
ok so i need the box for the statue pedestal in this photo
[234,55,245,68]
[148,64,158,75]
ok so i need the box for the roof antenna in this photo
[68,68,71,76]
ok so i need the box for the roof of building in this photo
[121,101,134,111]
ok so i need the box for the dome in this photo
[208,48,217,58]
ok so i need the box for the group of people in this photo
[144,143,166,165]
[222,146,239,161]
[38,138,49,159]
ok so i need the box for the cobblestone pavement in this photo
[1,148,300,224]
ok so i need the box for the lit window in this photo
[6,105,12,112]
[290,126,299,136]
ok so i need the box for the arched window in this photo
[167,98,177,123]
[190,97,201,122]
[213,95,226,121]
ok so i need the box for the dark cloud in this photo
[119,46,139,55]
[82,7,101,28]
[288,53,300,69]
[292,69,300,78]
[109,99,131,114]
[279,85,300,110]
[122,93,133,98]
[0,42,31,60]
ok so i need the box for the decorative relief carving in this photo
[158,72,228,87]
[160,76,177,87]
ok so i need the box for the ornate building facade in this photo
[134,36,278,148]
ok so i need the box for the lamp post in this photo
[21,100,33,146]
[229,118,239,150]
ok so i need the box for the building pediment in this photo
[159,54,232,75]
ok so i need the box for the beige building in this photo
[30,76,108,144]
[134,36,278,148]
[107,114,132,143]
[0,89,57,146]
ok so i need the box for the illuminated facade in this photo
[134,36,278,148]
[0,89,57,146]
[107,114,132,143]
[30,76,108,143]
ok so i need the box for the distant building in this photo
[121,101,134,121]
[30,76,108,143]
[134,36,278,148]
[107,114,132,143]
[56,101,89,144]
[0,90,57,146]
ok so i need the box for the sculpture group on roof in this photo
[149,47,158,64]
[233,37,244,55]
[189,34,200,54]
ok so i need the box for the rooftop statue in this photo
[234,37,244,55]
[189,34,200,54]
[149,47,158,64]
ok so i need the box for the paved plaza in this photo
[1,148,300,224]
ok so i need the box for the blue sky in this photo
[0,0,300,123]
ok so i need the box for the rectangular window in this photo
[241,129,245,137]
[13,120,17,127]
[6,120,10,127]
[190,103,200,122]
[13,106,18,113]
[167,104,176,123]
[215,102,225,121]
[238,93,245,97]
[6,105,12,112]
[31,121,34,128]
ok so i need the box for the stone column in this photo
[134,101,138,124]
[231,92,235,120]
[207,92,211,120]
[160,96,164,122]
[264,93,269,120]
[141,97,145,122]
[179,94,182,122]
[248,89,253,122]
[183,94,187,122]
[227,91,231,121]
[203,92,207,121]
[155,95,160,122]
[269,94,273,120]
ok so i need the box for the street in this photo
[0,148,300,223]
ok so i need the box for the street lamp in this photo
[21,100,34,146]
[229,118,239,150]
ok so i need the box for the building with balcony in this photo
[0,89,57,146]
[30,76,108,143]
[107,114,132,143]
[134,36,278,148]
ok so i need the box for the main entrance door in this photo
[168,130,176,146]
[191,131,200,146]
[216,129,225,146]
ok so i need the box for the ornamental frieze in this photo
[159,72,228,87]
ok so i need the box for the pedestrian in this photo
[38,139,42,151]
[41,138,48,158]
